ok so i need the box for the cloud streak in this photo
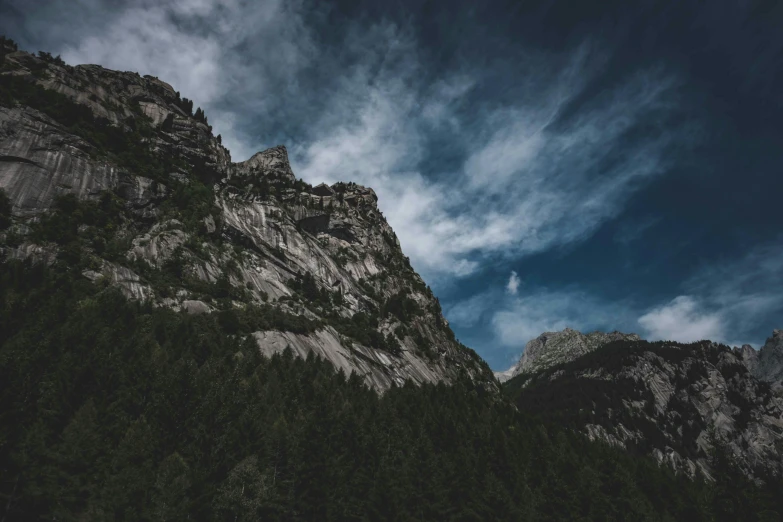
[7,0,688,280]
[9,0,778,371]
[292,39,686,279]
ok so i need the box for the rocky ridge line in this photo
[495,327,641,382]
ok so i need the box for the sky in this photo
[2,0,782,370]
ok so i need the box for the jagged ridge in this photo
[503,329,783,480]
[495,327,640,382]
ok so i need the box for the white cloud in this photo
[472,239,783,368]
[21,0,687,281]
[638,295,724,343]
[636,239,783,346]
[506,271,520,295]
[51,0,315,162]
[446,282,636,364]
[293,38,683,279]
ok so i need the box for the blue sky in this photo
[3,0,782,370]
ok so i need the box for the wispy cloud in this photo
[637,295,724,343]
[26,0,318,162]
[451,239,783,369]
[613,215,662,244]
[446,291,496,329]
[506,271,521,295]
[293,39,686,278]
[642,239,783,346]
[10,0,688,280]
[492,289,633,348]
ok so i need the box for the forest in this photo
[0,255,781,521]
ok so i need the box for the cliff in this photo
[504,332,783,480]
[0,47,494,393]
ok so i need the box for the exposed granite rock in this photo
[0,106,120,215]
[0,49,496,394]
[181,299,212,315]
[758,331,783,390]
[312,183,335,197]
[82,260,153,301]
[513,338,783,480]
[495,328,640,382]
[254,327,450,391]
[737,331,783,393]
[737,344,759,374]
[233,145,295,182]
[128,219,188,268]
[2,49,231,192]
[4,241,59,265]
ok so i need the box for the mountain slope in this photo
[7,260,769,520]
[0,43,493,393]
[505,336,783,480]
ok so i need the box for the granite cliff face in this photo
[505,331,783,480]
[736,330,783,394]
[495,328,640,382]
[0,46,494,393]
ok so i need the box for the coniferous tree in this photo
[0,188,11,229]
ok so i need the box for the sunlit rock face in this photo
[0,48,495,394]
[0,105,120,215]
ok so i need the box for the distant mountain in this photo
[0,43,494,393]
[505,333,783,480]
[495,327,640,382]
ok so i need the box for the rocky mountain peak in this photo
[235,145,295,182]
[732,332,783,393]
[142,74,177,96]
[754,330,783,392]
[495,327,640,382]
[736,344,759,372]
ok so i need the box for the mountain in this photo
[736,330,783,393]
[495,327,640,382]
[0,43,494,393]
[504,334,783,480]
[2,40,783,520]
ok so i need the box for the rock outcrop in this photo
[495,327,640,382]
[736,330,783,393]
[234,145,295,182]
[0,48,495,394]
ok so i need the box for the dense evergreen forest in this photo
[0,252,781,520]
